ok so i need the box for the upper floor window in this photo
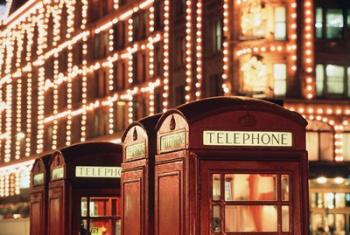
[47,15,54,47]
[210,19,223,54]
[327,9,344,39]
[154,1,164,31]
[60,5,68,41]
[342,132,350,161]
[75,0,83,30]
[316,64,350,98]
[239,1,286,41]
[113,22,126,50]
[239,55,287,98]
[133,11,147,41]
[307,121,334,161]
[274,7,286,40]
[315,7,346,39]
[175,85,185,106]
[175,37,185,68]
[89,0,110,23]
[174,0,186,21]
[208,74,223,97]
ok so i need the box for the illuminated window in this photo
[306,121,334,161]
[316,64,347,97]
[274,7,286,40]
[316,64,324,96]
[316,8,345,39]
[315,8,323,39]
[342,133,350,161]
[273,64,286,96]
[239,55,286,98]
[326,9,344,39]
[211,19,223,53]
[327,65,345,95]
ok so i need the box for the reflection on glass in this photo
[335,193,345,208]
[225,205,277,232]
[335,214,346,234]
[310,192,316,208]
[224,174,277,201]
[115,219,121,235]
[90,219,112,235]
[212,174,221,201]
[282,206,289,232]
[80,219,88,235]
[281,175,289,201]
[81,197,87,217]
[89,197,118,217]
[324,193,335,209]
[326,9,344,39]
[310,213,325,233]
[212,205,221,233]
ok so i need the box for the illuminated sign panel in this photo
[160,131,186,153]
[125,142,146,159]
[203,131,292,147]
[33,173,44,186]
[75,166,122,178]
[51,167,64,180]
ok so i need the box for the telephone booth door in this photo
[200,159,305,235]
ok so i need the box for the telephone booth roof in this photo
[49,142,122,180]
[122,113,162,161]
[156,97,307,153]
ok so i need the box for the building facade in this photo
[0,0,349,234]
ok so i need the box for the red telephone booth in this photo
[155,97,309,235]
[121,114,161,235]
[47,142,122,235]
[30,153,52,235]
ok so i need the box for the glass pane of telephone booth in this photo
[224,205,278,232]
[224,174,277,201]
[80,196,121,235]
